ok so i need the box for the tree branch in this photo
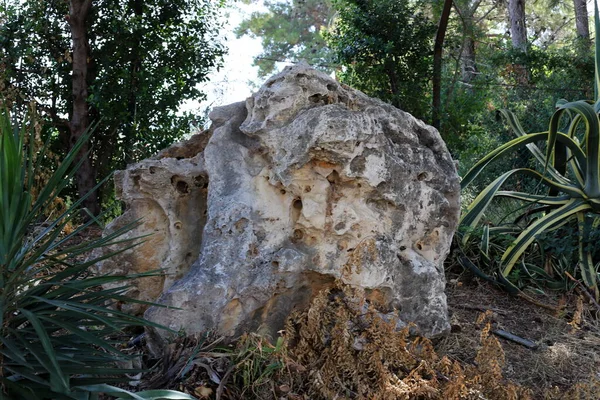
[476,4,499,24]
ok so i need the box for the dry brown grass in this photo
[279,283,537,400]
[139,279,600,399]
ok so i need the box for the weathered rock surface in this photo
[98,64,460,346]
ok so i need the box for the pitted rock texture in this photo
[92,142,210,315]
[99,64,460,346]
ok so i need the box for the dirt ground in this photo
[436,271,600,398]
[137,272,600,399]
[69,225,600,399]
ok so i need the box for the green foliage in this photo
[0,109,189,399]
[235,0,335,78]
[231,334,286,397]
[325,0,436,121]
[458,5,600,299]
[0,0,225,206]
[438,0,594,178]
[442,40,595,203]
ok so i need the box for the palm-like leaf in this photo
[0,110,188,399]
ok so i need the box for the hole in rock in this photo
[327,170,340,184]
[271,261,280,268]
[308,93,325,103]
[293,229,304,241]
[417,172,429,181]
[293,198,303,210]
[149,167,156,174]
[416,243,423,250]
[171,176,190,194]
[304,186,312,193]
[194,175,207,188]
[327,83,336,91]
[176,180,189,194]
[280,189,287,195]
[355,141,361,147]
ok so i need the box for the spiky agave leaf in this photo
[458,6,600,297]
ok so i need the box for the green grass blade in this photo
[481,224,491,265]
[74,385,198,400]
[552,101,600,197]
[495,191,570,205]
[461,131,586,189]
[577,213,599,299]
[0,336,34,369]
[74,385,145,400]
[37,316,123,356]
[461,132,549,188]
[498,108,569,184]
[19,309,70,393]
[595,0,600,102]
[461,168,583,244]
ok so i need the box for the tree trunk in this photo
[573,0,590,39]
[123,0,143,165]
[454,0,482,84]
[432,0,453,130]
[461,36,477,83]
[68,0,100,217]
[508,0,527,51]
[508,0,527,52]
[507,0,528,84]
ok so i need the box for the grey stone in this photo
[99,64,460,351]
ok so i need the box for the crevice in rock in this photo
[246,271,337,338]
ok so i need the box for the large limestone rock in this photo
[97,64,460,345]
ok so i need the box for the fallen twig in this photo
[492,329,538,349]
[516,291,559,312]
[215,363,235,400]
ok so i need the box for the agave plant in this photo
[0,109,195,400]
[458,4,600,300]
